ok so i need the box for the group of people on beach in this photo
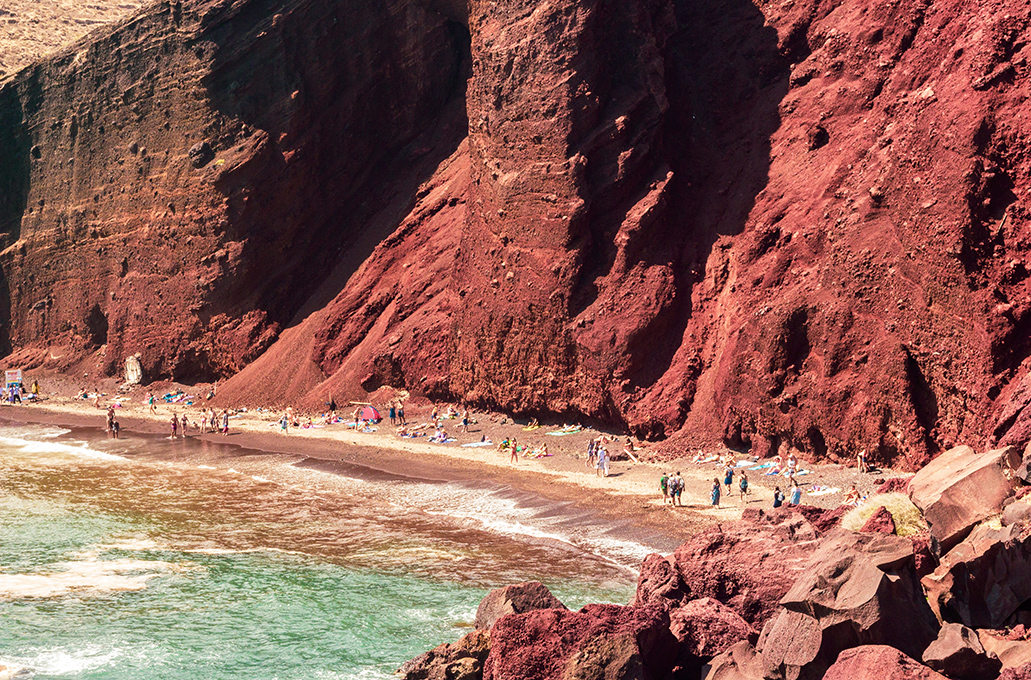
[168,408,230,438]
[660,471,684,506]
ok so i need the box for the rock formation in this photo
[2,0,1031,467]
[403,489,1031,680]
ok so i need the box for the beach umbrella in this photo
[359,405,382,422]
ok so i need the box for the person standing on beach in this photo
[280,413,289,432]
[461,409,469,433]
[112,420,120,439]
[388,403,396,426]
[170,413,178,439]
[671,472,684,506]
[660,472,670,505]
[789,481,802,506]
[723,464,734,495]
[596,447,608,477]
[181,413,189,437]
[148,392,156,415]
[586,439,597,469]
[198,409,207,434]
[739,471,749,502]
[711,478,721,507]
[221,410,230,436]
[509,437,519,464]
[397,402,406,426]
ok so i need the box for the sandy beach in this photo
[0,378,905,551]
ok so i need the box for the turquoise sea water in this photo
[0,423,643,679]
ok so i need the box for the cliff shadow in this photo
[199,0,471,334]
[573,0,790,397]
[0,79,31,356]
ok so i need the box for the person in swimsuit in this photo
[509,437,519,464]
[723,464,734,495]
[181,413,188,437]
[739,471,749,502]
[170,412,178,439]
[221,410,229,436]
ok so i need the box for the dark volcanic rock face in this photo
[4,0,1031,465]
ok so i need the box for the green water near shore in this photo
[0,424,640,679]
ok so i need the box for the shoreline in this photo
[1,385,903,556]
[0,394,724,555]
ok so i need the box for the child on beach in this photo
[773,486,784,508]
[711,478,721,507]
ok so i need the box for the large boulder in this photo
[474,581,567,631]
[908,445,1021,552]
[978,630,1031,671]
[921,623,1001,680]
[398,630,491,680]
[703,641,764,680]
[760,531,940,679]
[822,646,949,680]
[671,598,757,658]
[922,520,1031,628]
[650,509,821,628]
[482,603,678,680]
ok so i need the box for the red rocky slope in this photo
[3,0,1031,469]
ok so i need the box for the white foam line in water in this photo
[414,483,653,572]
[0,435,125,462]
[0,642,160,678]
[0,558,182,600]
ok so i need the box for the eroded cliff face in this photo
[0,0,467,380]
[3,0,1031,468]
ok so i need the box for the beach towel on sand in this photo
[460,441,494,448]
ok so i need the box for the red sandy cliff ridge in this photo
[1,0,1030,469]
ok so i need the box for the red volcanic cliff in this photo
[2,0,1031,468]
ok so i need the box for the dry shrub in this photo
[840,492,927,537]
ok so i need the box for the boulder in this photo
[662,509,821,627]
[670,598,757,658]
[761,531,940,679]
[703,641,764,680]
[1004,502,1031,527]
[823,645,949,680]
[398,630,490,680]
[474,581,567,631]
[633,553,687,607]
[921,623,1001,680]
[860,506,897,534]
[978,630,1031,671]
[482,603,677,680]
[922,520,1031,628]
[908,445,1021,552]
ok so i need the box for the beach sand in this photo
[0,379,905,552]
